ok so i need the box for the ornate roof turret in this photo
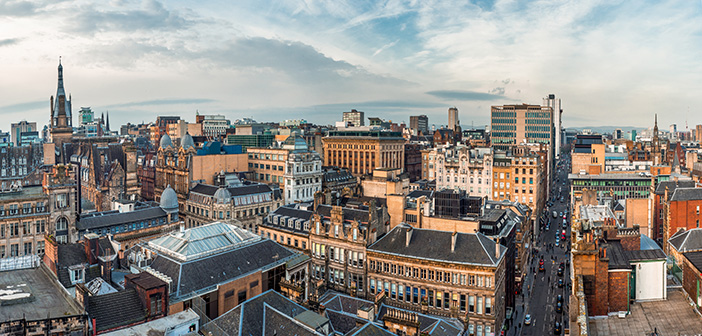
[181,132,195,150]
[159,133,173,149]
[160,184,178,211]
[213,187,232,204]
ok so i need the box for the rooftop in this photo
[670,187,702,202]
[101,309,199,336]
[148,222,261,262]
[0,267,83,322]
[669,228,702,253]
[0,185,45,201]
[368,224,505,266]
[580,205,617,223]
[568,172,651,180]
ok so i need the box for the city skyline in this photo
[1,0,701,131]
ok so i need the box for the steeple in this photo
[52,58,72,127]
[106,111,110,132]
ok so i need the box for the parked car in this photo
[554,322,562,335]
[524,314,532,326]
[558,278,564,287]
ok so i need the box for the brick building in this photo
[664,188,702,253]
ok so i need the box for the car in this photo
[557,294,563,303]
[556,301,563,313]
[558,265,564,276]
[524,314,532,326]
[559,211,563,217]
[563,215,567,219]
[558,278,564,287]
[555,241,559,247]
[562,234,567,241]
[554,322,562,335]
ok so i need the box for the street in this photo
[509,152,572,336]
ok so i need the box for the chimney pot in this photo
[406,226,413,247]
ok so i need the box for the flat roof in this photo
[0,267,83,321]
[569,173,650,180]
[0,186,45,201]
[101,309,199,336]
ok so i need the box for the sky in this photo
[1,0,702,132]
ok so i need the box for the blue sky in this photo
[1,0,701,131]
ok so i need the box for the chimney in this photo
[451,231,457,253]
[495,239,501,259]
[406,226,413,247]
[99,248,114,282]
[84,233,100,265]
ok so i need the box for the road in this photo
[508,152,572,336]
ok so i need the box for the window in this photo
[23,242,31,255]
[436,291,442,308]
[460,294,466,312]
[485,298,492,315]
[237,290,247,305]
[150,293,162,315]
[469,295,475,313]
[69,268,84,284]
[477,297,483,314]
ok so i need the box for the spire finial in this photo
[655,113,657,126]
[59,56,61,65]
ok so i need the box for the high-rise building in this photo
[342,109,365,127]
[543,94,562,159]
[79,107,94,126]
[448,107,459,132]
[196,113,230,138]
[10,120,37,147]
[670,124,678,141]
[696,125,702,141]
[409,115,429,135]
[614,128,623,140]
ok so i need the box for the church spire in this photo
[106,111,110,132]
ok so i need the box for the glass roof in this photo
[148,222,260,261]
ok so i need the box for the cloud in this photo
[0,1,38,17]
[373,39,399,57]
[0,101,46,113]
[0,38,20,47]
[310,100,445,111]
[105,98,217,108]
[426,90,507,101]
[70,0,194,34]
[489,87,505,95]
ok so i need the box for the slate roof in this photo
[625,249,666,261]
[686,251,702,272]
[77,206,167,231]
[148,239,295,300]
[670,188,702,202]
[655,180,696,195]
[606,241,631,270]
[407,190,434,199]
[204,290,308,336]
[368,225,505,266]
[325,310,367,335]
[264,305,322,336]
[669,228,702,253]
[317,204,370,223]
[346,323,395,336]
[190,182,276,197]
[57,243,87,267]
[88,288,146,332]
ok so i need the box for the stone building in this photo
[366,224,506,336]
[44,164,79,244]
[154,133,248,214]
[308,195,390,298]
[322,129,405,176]
[360,168,409,199]
[421,145,492,198]
[184,176,282,232]
[0,143,45,188]
[0,185,49,258]
[322,167,357,194]
[137,152,156,200]
[282,135,323,203]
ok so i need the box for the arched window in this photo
[56,217,68,231]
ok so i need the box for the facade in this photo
[323,130,406,175]
[74,142,137,212]
[409,115,429,135]
[11,120,38,147]
[361,168,409,198]
[259,203,315,254]
[569,172,652,203]
[0,186,49,258]
[0,143,45,188]
[247,147,288,186]
[490,104,553,151]
[196,113,230,138]
[167,120,202,141]
[131,222,299,320]
[543,94,563,159]
[137,152,156,200]
[404,143,424,182]
[283,135,323,203]
[652,180,696,242]
[367,224,506,335]
[664,188,702,252]
[308,196,390,298]
[422,145,492,199]
[44,164,79,244]
[448,107,460,134]
[343,109,365,127]
[322,167,357,194]
[184,177,282,232]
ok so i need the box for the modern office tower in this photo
[409,115,429,135]
[342,109,365,127]
[448,107,460,132]
[543,94,562,159]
